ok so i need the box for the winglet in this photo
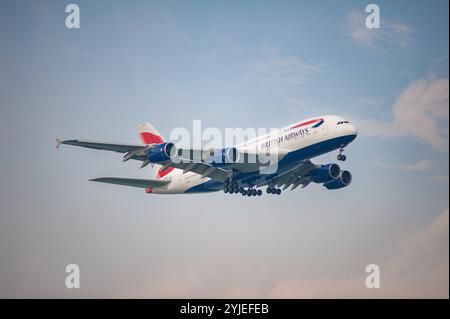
[55,138,63,149]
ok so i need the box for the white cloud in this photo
[114,209,449,299]
[246,50,323,87]
[345,10,413,49]
[269,209,449,298]
[372,154,394,169]
[351,116,398,138]
[353,76,449,152]
[379,208,449,298]
[393,76,449,151]
[401,159,433,172]
[372,156,436,173]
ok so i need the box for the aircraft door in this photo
[321,122,328,136]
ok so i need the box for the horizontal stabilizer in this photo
[89,177,170,189]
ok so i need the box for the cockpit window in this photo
[337,121,350,125]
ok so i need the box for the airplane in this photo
[56,115,357,197]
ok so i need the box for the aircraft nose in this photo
[350,124,358,136]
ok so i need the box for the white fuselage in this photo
[150,115,357,194]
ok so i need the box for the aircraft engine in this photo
[146,142,177,163]
[323,170,352,190]
[309,163,341,183]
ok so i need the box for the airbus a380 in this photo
[57,115,357,197]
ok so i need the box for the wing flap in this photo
[262,160,317,190]
[168,160,229,182]
[89,177,170,189]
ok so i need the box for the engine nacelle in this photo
[208,147,240,166]
[146,142,177,163]
[309,163,341,183]
[324,170,352,190]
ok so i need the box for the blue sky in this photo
[0,0,448,297]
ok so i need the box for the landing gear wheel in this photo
[252,189,257,196]
[337,147,347,161]
[271,188,277,194]
[223,187,228,193]
[257,190,262,196]
[242,190,247,196]
[266,187,272,194]
[276,189,281,195]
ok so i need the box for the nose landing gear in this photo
[337,147,347,161]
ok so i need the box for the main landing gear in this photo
[242,187,262,197]
[337,147,347,161]
[223,180,262,197]
[224,180,282,196]
[266,187,282,195]
[223,180,239,194]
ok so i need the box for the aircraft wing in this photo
[259,160,318,190]
[89,177,170,188]
[57,139,285,183]
[56,138,230,180]
[163,147,288,183]
[166,160,230,182]
[56,139,151,161]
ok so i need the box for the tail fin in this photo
[137,123,174,180]
[138,123,165,145]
